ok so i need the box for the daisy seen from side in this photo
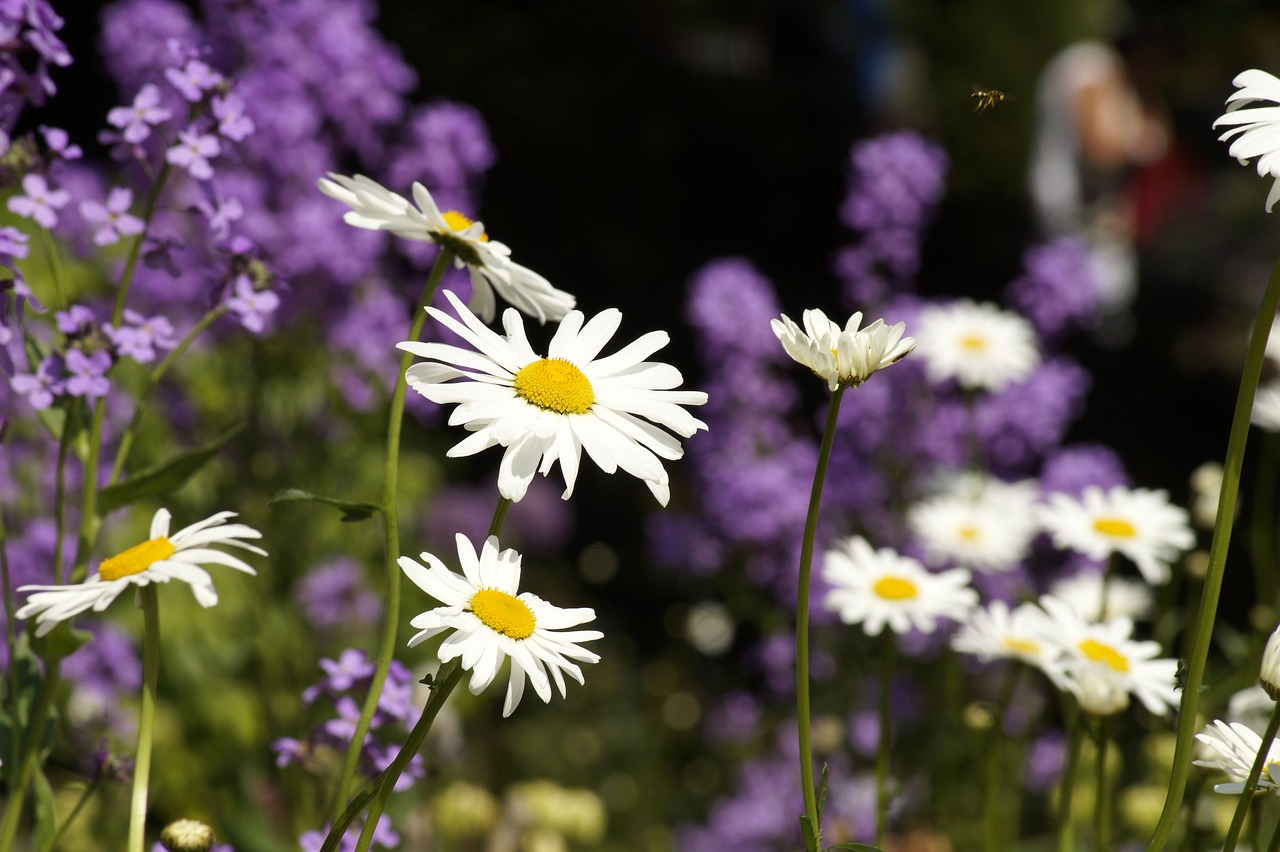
[1037,485,1194,585]
[770,308,915,391]
[951,599,1062,680]
[16,509,264,636]
[400,533,603,717]
[399,289,709,506]
[317,172,575,322]
[1213,69,1280,212]
[913,299,1040,391]
[1195,720,1280,794]
[822,535,977,636]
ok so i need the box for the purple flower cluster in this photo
[61,621,142,738]
[298,815,399,852]
[294,558,381,634]
[1005,237,1103,341]
[0,0,70,147]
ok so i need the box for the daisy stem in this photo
[1058,713,1085,852]
[1093,716,1112,852]
[1267,810,1280,852]
[1147,251,1280,851]
[38,226,65,311]
[328,248,454,821]
[1221,700,1280,852]
[48,775,103,852]
[875,632,896,847]
[126,585,161,852]
[984,664,1023,852]
[108,305,229,485]
[795,385,846,850]
[1253,431,1279,610]
[488,496,512,538]
[52,399,74,584]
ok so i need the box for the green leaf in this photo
[31,765,56,851]
[268,488,382,523]
[816,762,830,822]
[799,814,820,852]
[99,423,246,514]
[824,844,884,851]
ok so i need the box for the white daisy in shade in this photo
[1047,571,1154,622]
[1037,485,1194,585]
[908,476,1039,572]
[16,509,264,636]
[822,535,977,636]
[399,533,602,717]
[1195,720,1280,794]
[1214,69,1280,212]
[400,290,708,505]
[317,172,575,322]
[770,308,915,391]
[913,299,1040,391]
[1038,595,1178,715]
[951,600,1062,677]
[1253,380,1280,431]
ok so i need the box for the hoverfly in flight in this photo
[970,85,1012,113]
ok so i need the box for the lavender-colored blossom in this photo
[166,126,220,180]
[840,131,949,232]
[972,357,1092,475]
[63,349,111,400]
[194,191,244,240]
[79,187,145,246]
[224,274,279,333]
[1025,730,1067,793]
[684,257,786,362]
[105,83,172,144]
[164,58,222,101]
[10,354,64,409]
[0,225,29,261]
[321,696,362,741]
[62,622,142,732]
[97,0,201,93]
[123,308,177,350]
[272,736,306,769]
[299,816,399,852]
[55,304,94,334]
[1040,443,1129,497]
[295,558,381,631]
[39,125,81,159]
[7,173,69,228]
[376,660,417,723]
[1006,238,1102,340]
[211,92,254,141]
[387,100,494,193]
[317,649,375,693]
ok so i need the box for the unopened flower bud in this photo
[1073,669,1130,717]
[1261,624,1280,700]
[159,819,215,852]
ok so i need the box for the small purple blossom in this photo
[272,736,307,769]
[55,304,94,334]
[299,816,399,852]
[224,274,278,333]
[1006,238,1102,340]
[79,187,145,246]
[7,173,69,228]
[164,58,222,102]
[0,226,29,261]
[194,192,244,241]
[295,558,381,631]
[318,649,375,692]
[39,125,81,159]
[211,92,254,141]
[63,349,111,401]
[165,127,220,180]
[105,84,171,145]
[10,354,64,409]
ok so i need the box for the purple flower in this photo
[272,736,307,769]
[321,696,362,741]
[840,132,949,232]
[55,304,94,334]
[295,558,381,631]
[1041,443,1129,497]
[1006,238,1102,341]
[0,226,29,261]
[224,274,278,333]
[79,187,145,246]
[63,349,111,401]
[194,191,244,241]
[684,257,786,363]
[105,84,172,144]
[211,92,254,141]
[299,816,399,852]
[10,355,64,409]
[164,58,222,101]
[165,127,220,180]
[318,649,375,692]
[39,125,81,159]
[7,173,70,228]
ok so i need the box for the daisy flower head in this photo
[951,600,1061,676]
[399,533,603,717]
[317,173,575,323]
[16,509,264,636]
[399,290,708,506]
[1195,719,1280,794]
[1037,485,1194,585]
[908,476,1039,572]
[1214,69,1280,212]
[822,535,977,637]
[770,308,914,391]
[913,299,1040,391]
[1047,570,1154,622]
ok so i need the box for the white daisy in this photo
[1047,571,1154,622]
[317,172,575,323]
[1195,719,1280,794]
[1253,380,1280,431]
[822,535,977,636]
[1213,69,1280,212]
[951,600,1062,677]
[770,308,915,391]
[399,290,708,505]
[1037,485,1194,585]
[399,533,603,717]
[16,509,264,636]
[908,476,1039,572]
[1038,594,1178,715]
[913,299,1040,391]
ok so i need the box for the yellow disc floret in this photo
[1002,637,1041,656]
[1092,517,1137,539]
[959,334,988,351]
[99,537,176,581]
[513,358,595,415]
[1078,638,1130,673]
[471,589,536,639]
[872,576,919,601]
[441,210,489,242]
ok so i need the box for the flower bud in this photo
[1261,624,1280,700]
[1073,669,1130,717]
[159,819,215,852]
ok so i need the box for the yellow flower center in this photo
[957,525,981,541]
[1078,638,1130,673]
[513,358,595,415]
[1092,517,1137,539]
[470,588,536,639]
[98,537,176,582]
[1002,637,1041,656]
[959,334,987,351]
[872,576,919,601]
[441,210,489,242]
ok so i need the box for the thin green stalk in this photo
[0,506,14,675]
[1267,809,1280,852]
[984,664,1024,852]
[49,777,103,851]
[1252,432,1278,610]
[1148,253,1280,850]
[1058,716,1086,852]
[1221,701,1280,852]
[38,226,65,310]
[795,385,846,850]
[875,633,895,848]
[109,305,228,484]
[328,249,453,819]
[126,586,161,852]
[488,497,512,539]
[112,163,171,326]
[0,670,56,852]
[1094,717,1112,852]
[51,400,75,584]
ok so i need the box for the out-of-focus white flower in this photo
[1195,719,1280,794]
[1263,624,1280,700]
[1253,381,1280,432]
[913,299,1039,391]
[1047,571,1154,622]
[1214,69,1280,211]
[951,600,1062,679]
[770,308,914,392]
[908,476,1039,572]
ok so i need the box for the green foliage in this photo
[98,423,246,514]
[267,489,381,523]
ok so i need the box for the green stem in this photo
[328,249,453,820]
[112,163,171,326]
[109,306,228,485]
[1094,717,1112,852]
[1059,715,1086,852]
[126,586,161,852]
[51,400,74,584]
[0,673,57,852]
[1267,808,1280,852]
[1148,253,1280,851]
[875,633,895,848]
[38,226,65,310]
[48,777,103,851]
[1222,701,1280,852]
[0,505,14,676]
[1253,432,1278,610]
[795,385,846,850]
[488,497,512,539]
[984,664,1023,852]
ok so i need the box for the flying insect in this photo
[970,85,1012,113]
